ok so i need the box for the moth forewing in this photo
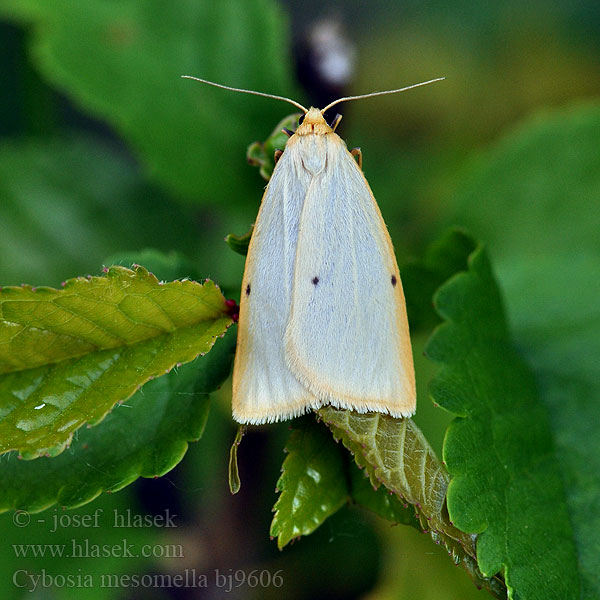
[231,139,316,424]
[283,122,416,417]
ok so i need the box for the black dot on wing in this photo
[312,277,319,285]
[391,275,397,287]
[245,284,251,296]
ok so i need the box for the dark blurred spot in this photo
[293,17,356,120]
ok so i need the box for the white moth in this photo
[183,76,443,424]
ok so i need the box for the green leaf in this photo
[0,266,232,458]
[225,226,253,257]
[348,461,419,528]
[0,0,300,202]
[102,249,198,283]
[271,418,349,549]
[317,411,448,525]
[425,242,580,599]
[247,113,301,180]
[447,104,600,598]
[451,103,600,263]
[401,228,476,332]
[228,424,246,494]
[500,254,600,599]
[0,328,235,512]
[0,137,199,287]
[318,409,505,598]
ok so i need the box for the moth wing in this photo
[232,146,317,424]
[284,137,416,416]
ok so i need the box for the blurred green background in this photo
[0,0,598,598]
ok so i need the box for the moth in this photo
[183,76,443,424]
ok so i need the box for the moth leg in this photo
[282,127,294,137]
[351,147,362,169]
[330,113,343,131]
[274,149,283,164]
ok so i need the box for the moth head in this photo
[294,108,332,136]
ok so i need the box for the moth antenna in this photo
[181,76,308,113]
[321,77,445,114]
